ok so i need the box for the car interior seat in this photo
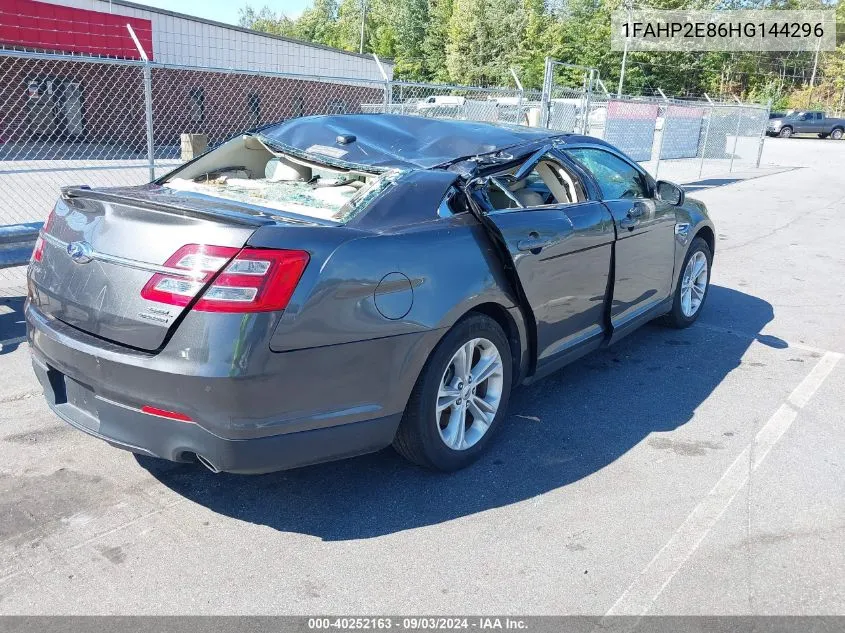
[508,179,545,207]
[486,159,584,210]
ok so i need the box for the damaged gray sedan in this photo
[26,114,715,474]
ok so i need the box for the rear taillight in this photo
[141,244,239,307]
[32,235,45,262]
[32,211,55,263]
[141,244,309,313]
[195,248,310,312]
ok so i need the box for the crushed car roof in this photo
[259,114,582,170]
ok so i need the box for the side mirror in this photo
[655,180,685,206]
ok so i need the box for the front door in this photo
[793,113,815,134]
[564,147,676,337]
[472,151,615,372]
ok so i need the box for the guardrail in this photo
[0,223,41,270]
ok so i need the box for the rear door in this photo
[29,187,267,351]
[564,146,676,337]
[473,150,615,371]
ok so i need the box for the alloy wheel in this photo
[680,251,708,317]
[436,338,504,451]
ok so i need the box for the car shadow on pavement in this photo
[139,285,782,541]
[0,296,26,355]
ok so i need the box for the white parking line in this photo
[605,350,842,616]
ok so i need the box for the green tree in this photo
[392,0,430,79]
[238,0,842,104]
[293,0,340,48]
[422,0,453,81]
[367,0,400,60]
[335,0,364,52]
[237,6,297,37]
[514,0,551,89]
[445,0,524,85]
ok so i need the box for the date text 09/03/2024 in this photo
[307,617,529,630]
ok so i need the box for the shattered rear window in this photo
[162,132,404,224]
[165,172,399,224]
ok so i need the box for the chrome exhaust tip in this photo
[195,454,221,474]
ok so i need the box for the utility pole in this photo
[839,82,845,116]
[617,0,633,97]
[359,0,367,54]
[807,37,821,107]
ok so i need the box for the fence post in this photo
[728,106,742,173]
[127,24,155,181]
[383,80,391,112]
[372,53,390,113]
[143,63,155,181]
[755,99,771,169]
[581,69,594,135]
[540,57,553,128]
[698,106,714,179]
[509,67,525,126]
[654,103,666,179]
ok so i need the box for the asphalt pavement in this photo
[0,136,842,614]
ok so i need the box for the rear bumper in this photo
[32,355,399,474]
[26,302,440,473]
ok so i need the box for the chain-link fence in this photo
[541,59,770,184]
[0,51,393,226]
[0,53,150,226]
[148,65,387,164]
[0,50,771,230]
[579,98,770,183]
[363,82,544,127]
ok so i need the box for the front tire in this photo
[778,127,793,138]
[663,237,712,329]
[393,314,512,471]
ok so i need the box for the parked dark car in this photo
[26,114,715,474]
[766,110,845,139]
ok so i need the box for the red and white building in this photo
[0,0,391,148]
[0,0,391,79]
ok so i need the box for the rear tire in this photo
[393,314,512,471]
[831,128,843,140]
[663,237,712,329]
[778,127,793,138]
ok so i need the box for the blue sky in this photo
[126,0,311,24]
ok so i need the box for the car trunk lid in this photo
[28,185,319,351]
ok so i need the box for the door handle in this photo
[517,233,552,253]
[620,204,644,230]
[620,216,639,230]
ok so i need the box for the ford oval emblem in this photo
[67,241,94,264]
